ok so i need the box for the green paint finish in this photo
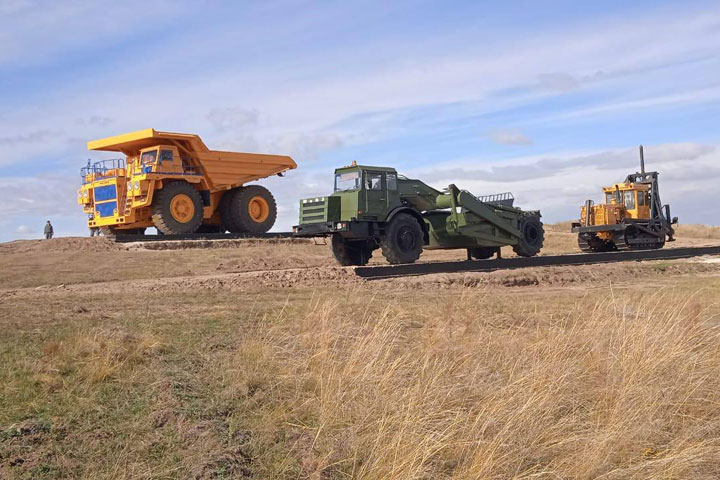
[295,164,542,252]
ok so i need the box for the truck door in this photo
[364,171,387,218]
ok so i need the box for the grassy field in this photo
[1,227,720,478]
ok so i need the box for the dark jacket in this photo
[44,223,53,235]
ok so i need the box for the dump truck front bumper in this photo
[293,221,370,238]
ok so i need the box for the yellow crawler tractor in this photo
[77,129,296,236]
[572,146,678,252]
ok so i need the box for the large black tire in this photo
[331,234,374,266]
[219,188,243,232]
[513,215,544,257]
[225,185,277,234]
[151,181,204,235]
[380,213,424,264]
[469,246,496,260]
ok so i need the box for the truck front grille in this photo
[300,197,328,224]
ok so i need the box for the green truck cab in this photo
[293,163,544,266]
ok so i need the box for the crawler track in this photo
[112,232,294,243]
[354,245,720,280]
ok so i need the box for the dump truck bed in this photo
[88,128,296,191]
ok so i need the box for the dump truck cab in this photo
[294,163,544,266]
[78,129,295,236]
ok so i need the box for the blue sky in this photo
[1,0,719,241]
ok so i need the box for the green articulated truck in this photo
[293,163,544,266]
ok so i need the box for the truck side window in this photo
[140,150,157,165]
[623,191,636,209]
[366,172,383,190]
[386,173,397,190]
[637,191,645,206]
[160,149,174,163]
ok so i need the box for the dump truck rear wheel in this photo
[228,185,277,234]
[152,181,204,234]
[469,247,496,260]
[381,213,424,264]
[513,216,544,257]
[331,234,374,266]
[220,189,244,232]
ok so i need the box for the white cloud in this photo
[207,107,260,133]
[0,174,78,217]
[0,130,59,146]
[2,3,720,241]
[488,128,533,146]
[409,142,720,224]
[15,224,33,234]
[535,73,583,93]
[0,1,192,67]
[76,116,114,127]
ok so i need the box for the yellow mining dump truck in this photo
[77,129,296,236]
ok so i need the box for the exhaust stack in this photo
[639,145,645,174]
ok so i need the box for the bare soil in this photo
[2,226,720,478]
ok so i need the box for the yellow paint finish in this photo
[82,129,295,231]
[170,193,195,223]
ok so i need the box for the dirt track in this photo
[2,234,720,298]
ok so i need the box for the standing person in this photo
[44,220,54,239]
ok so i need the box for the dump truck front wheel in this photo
[152,181,204,234]
[225,185,277,234]
[513,215,544,257]
[381,213,424,264]
[331,234,374,266]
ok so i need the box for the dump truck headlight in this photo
[336,222,346,230]
[134,181,140,191]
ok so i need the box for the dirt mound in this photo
[385,260,720,289]
[126,237,313,251]
[0,237,123,254]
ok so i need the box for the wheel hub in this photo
[248,196,270,223]
[397,226,416,252]
[170,194,195,223]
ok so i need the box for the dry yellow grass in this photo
[2,235,720,478]
[675,224,720,239]
[224,290,720,479]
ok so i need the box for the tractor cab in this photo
[331,164,400,220]
[600,182,651,221]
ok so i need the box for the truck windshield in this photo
[335,171,361,192]
[141,150,157,165]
